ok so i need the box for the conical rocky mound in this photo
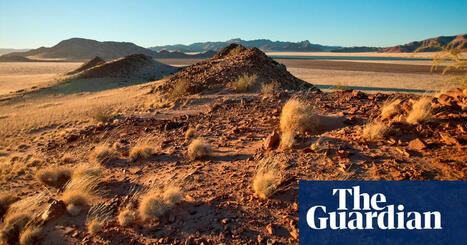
[155,44,318,94]
[74,54,177,80]
[66,56,105,75]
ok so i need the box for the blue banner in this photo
[299,181,467,245]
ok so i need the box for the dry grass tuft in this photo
[72,164,103,180]
[187,138,212,160]
[89,145,119,164]
[0,193,19,219]
[138,185,183,220]
[118,209,136,227]
[36,166,72,188]
[362,121,389,141]
[233,74,258,92]
[279,98,319,148]
[381,99,402,119]
[253,156,282,199]
[0,213,31,244]
[406,97,432,124]
[61,190,93,216]
[19,226,42,245]
[129,144,154,162]
[61,153,75,163]
[279,131,296,149]
[89,105,114,123]
[87,219,104,235]
[260,81,280,95]
[169,79,190,101]
[185,128,195,140]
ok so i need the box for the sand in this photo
[0,62,81,95]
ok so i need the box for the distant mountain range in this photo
[150,38,341,52]
[0,48,30,56]
[382,34,466,52]
[150,35,466,53]
[1,34,465,62]
[0,38,214,61]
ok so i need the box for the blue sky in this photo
[0,0,466,49]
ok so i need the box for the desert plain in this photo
[0,46,465,244]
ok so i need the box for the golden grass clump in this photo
[118,209,136,227]
[61,190,92,216]
[187,138,212,160]
[0,193,19,218]
[260,81,280,95]
[406,97,432,125]
[279,98,319,148]
[362,121,389,141]
[138,186,183,220]
[233,74,258,92]
[61,167,101,216]
[381,99,402,119]
[72,164,103,180]
[129,144,154,162]
[87,219,104,235]
[253,156,282,199]
[35,166,72,188]
[19,227,42,245]
[0,213,31,244]
[89,145,119,164]
[185,128,195,140]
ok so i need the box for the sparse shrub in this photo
[89,145,119,164]
[253,156,282,199]
[362,121,389,141]
[406,97,432,124]
[381,99,402,120]
[118,209,136,226]
[279,98,319,148]
[19,227,42,245]
[0,193,19,219]
[89,106,114,123]
[233,74,258,92]
[36,166,72,188]
[169,79,190,101]
[261,81,280,95]
[129,144,154,162]
[138,185,183,220]
[87,219,104,235]
[185,128,195,140]
[187,138,212,160]
[61,190,92,216]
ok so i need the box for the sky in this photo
[0,0,466,49]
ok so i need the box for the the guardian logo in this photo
[306,186,442,230]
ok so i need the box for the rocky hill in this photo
[382,34,467,52]
[0,38,215,60]
[154,44,318,96]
